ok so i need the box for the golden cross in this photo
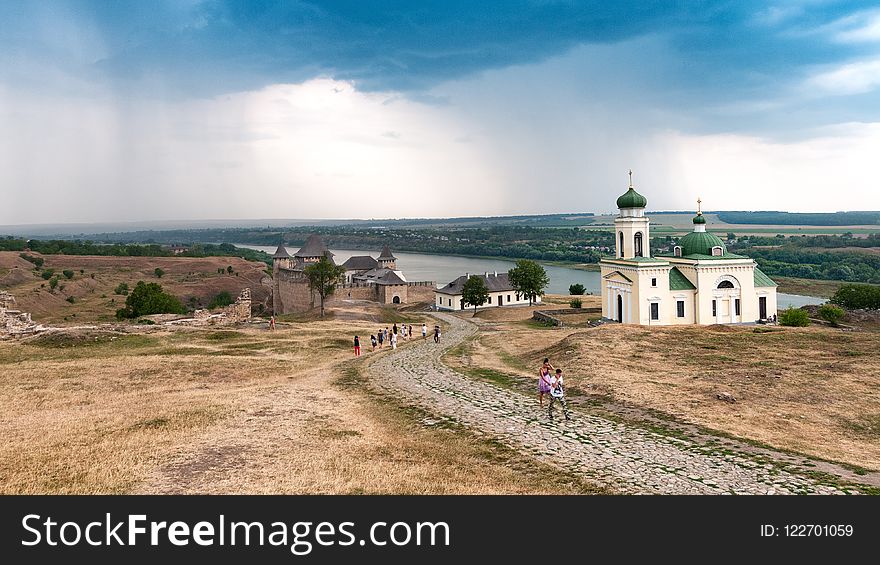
[628,169,633,188]
[697,197,702,214]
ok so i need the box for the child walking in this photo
[548,368,571,420]
[354,335,361,357]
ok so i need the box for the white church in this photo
[600,174,778,325]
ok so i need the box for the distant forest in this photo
[4,222,880,287]
[0,238,272,266]
[717,211,880,226]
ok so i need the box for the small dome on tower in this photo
[693,213,706,225]
[616,170,647,209]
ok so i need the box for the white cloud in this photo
[829,9,880,43]
[659,122,880,212]
[0,78,503,223]
[804,58,880,95]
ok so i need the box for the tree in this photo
[831,284,880,310]
[570,298,582,308]
[115,281,185,319]
[818,304,845,327]
[114,282,129,295]
[49,276,59,290]
[209,291,233,309]
[779,307,810,327]
[62,269,74,279]
[154,267,164,278]
[508,259,549,306]
[461,275,490,316]
[226,265,234,274]
[303,256,346,317]
[569,283,585,295]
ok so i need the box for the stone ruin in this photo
[0,291,45,337]
[164,288,252,327]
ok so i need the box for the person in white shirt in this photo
[548,368,571,421]
[422,323,428,340]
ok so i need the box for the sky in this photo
[2,0,880,225]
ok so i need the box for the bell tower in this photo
[614,170,650,259]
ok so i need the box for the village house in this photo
[599,173,778,325]
[434,271,538,311]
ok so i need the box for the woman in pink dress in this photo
[538,358,554,407]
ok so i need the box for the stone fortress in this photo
[271,234,435,314]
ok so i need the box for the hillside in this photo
[0,252,272,324]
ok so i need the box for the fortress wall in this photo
[406,284,436,303]
[273,270,315,314]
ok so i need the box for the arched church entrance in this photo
[713,276,741,323]
[392,295,401,304]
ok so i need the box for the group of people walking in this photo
[355,322,441,358]
[356,323,571,422]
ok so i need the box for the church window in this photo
[488,296,492,304]
[717,280,734,289]
[619,232,624,258]
[676,300,685,318]
[651,278,657,287]
[674,246,682,257]
[634,232,643,257]
[712,300,717,317]
[711,246,723,256]
[735,299,741,316]
[508,295,511,302]
[650,302,659,320]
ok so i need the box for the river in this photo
[239,245,824,309]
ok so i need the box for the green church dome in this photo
[678,231,726,257]
[616,187,648,209]
[692,213,706,225]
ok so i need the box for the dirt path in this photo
[367,313,866,494]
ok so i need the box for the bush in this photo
[154,267,165,278]
[569,298,582,308]
[62,269,74,279]
[19,253,44,267]
[65,296,76,304]
[208,291,234,309]
[226,265,234,274]
[818,304,845,326]
[830,284,880,310]
[569,283,586,295]
[114,282,129,295]
[41,269,55,280]
[48,276,59,290]
[79,269,84,274]
[115,281,185,319]
[779,307,810,327]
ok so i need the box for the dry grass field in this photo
[448,304,880,471]
[0,304,598,495]
[0,251,271,324]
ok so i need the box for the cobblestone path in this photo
[369,313,855,494]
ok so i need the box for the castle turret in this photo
[272,242,292,272]
[378,245,397,269]
[614,170,650,259]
